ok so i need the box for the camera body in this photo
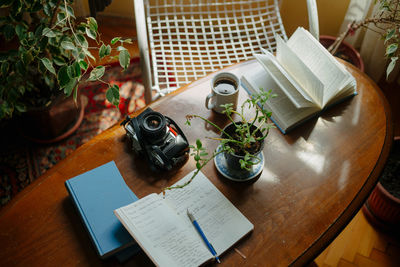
[121,108,189,171]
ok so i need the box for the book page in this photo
[114,193,212,267]
[162,171,254,255]
[241,66,320,132]
[255,53,315,108]
[287,27,353,107]
[275,35,325,107]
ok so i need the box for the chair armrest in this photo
[306,0,319,40]
[134,0,153,104]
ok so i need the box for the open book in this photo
[241,27,357,133]
[114,171,253,267]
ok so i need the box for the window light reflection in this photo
[296,150,326,175]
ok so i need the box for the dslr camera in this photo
[121,108,189,171]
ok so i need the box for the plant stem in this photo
[162,148,226,193]
[189,114,234,140]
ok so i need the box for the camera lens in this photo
[141,111,167,143]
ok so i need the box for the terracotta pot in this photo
[18,93,84,144]
[362,139,400,232]
[222,122,265,170]
[319,35,365,72]
[362,182,400,231]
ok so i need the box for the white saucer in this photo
[214,145,264,182]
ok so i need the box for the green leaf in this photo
[196,139,202,149]
[386,57,398,79]
[34,24,44,39]
[57,66,70,87]
[66,6,75,18]
[42,27,56,38]
[15,24,26,39]
[43,3,52,16]
[41,58,56,75]
[121,38,133,44]
[22,51,33,65]
[79,60,88,71]
[98,44,111,59]
[117,46,127,51]
[99,44,107,59]
[53,56,66,66]
[386,43,398,56]
[67,62,81,78]
[63,78,78,97]
[111,37,121,45]
[15,103,26,113]
[105,45,111,56]
[72,61,81,77]
[61,41,75,50]
[85,27,97,40]
[385,29,396,43]
[83,48,95,61]
[87,17,98,32]
[1,61,9,76]
[106,84,120,106]
[119,50,130,70]
[3,24,15,41]
[88,66,105,81]
[11,0,22,15]
[76,34,88,48]
[57,12,66,24]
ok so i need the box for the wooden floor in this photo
[314,211,400,267]
[99,16,400,267]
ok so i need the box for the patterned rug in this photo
[0,58,145,207]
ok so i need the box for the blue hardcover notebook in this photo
[65,161,139,259]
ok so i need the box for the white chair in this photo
[134,0,319,104]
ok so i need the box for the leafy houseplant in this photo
[0,0,130,121]
[164,88,275,192]
[328,0,400,78]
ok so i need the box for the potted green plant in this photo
[327,0,400,78]
[0,0,131,142]
[164,88,275,191]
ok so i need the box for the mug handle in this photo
[205,92,215,110]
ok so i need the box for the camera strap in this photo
[130,114,153,166]
[166,116,189,146]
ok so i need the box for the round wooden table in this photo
[0,60,393,266]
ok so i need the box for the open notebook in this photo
[114,171,253,267]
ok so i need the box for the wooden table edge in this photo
[290,62,394,266]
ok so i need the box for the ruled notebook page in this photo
[115,193,211,267]
[163,171,254,255]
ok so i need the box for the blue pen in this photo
[187,209,221,263]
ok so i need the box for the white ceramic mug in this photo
[205,72,240,114]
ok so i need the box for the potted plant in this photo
[362,139,400,232]
[319,35,364,72]
[327,0,400,78]
[164,88,275,191]
[0,0,131,142]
